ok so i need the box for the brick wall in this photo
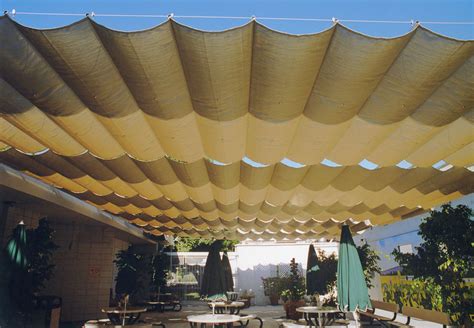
[1,205,129,322]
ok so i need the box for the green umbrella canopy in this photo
[221,251,234,292]
[6,222,28,268]
[200,240,227,298]
[337,225,371,311]
[306,244,320,295]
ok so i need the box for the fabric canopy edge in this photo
[2,13,473,42]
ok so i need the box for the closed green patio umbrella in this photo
[6,221,28,269]
[337,225,371,312]
[200,241,227,298]
[306,244,320,295]
[1,222,29,325]
[221,251,234,292]
[4,221,33,316]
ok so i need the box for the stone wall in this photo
[1,204,129,322]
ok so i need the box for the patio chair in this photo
[148,293,182,312]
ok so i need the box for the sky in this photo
[2,0,473,39]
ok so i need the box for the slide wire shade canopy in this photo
[0,15,473,240]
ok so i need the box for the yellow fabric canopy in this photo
[1,15,473,239]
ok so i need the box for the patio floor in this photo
[63,304,443,328]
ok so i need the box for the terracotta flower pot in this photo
[284,299,305,320]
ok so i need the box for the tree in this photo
[174,237,238,252]
[151,251,169,294]
[312,250,338,296]
[27,218,59,293]
[114,246,152,303]
[357,241,381,289]
[392,203,473,326]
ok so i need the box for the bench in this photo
[147,299,182,312]
[358,299,399,326]
[386,306,451,328]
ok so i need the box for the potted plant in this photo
[281,258,305,320]
[262,277,283,305]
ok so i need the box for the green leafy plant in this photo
[114,246,152,303]
[312,250,338,295]
[27,218,59,293]
[174,237,238,252]
[280,258,305,302]
[357,241,381,289]
[392,203,473,326]
[262,276,286,297]
[151,251,169,293]
[382,275,443,311]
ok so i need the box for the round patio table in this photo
[101,306,147,325]
[208,301,245,314]
[296,306,341,328]
[188,314,242,328]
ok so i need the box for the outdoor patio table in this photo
[208,301,245,314]
[296,306,341,328]
[101,306,147,325]
[188,314,242,328]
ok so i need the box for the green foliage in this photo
[262,276,287,297]
[312,250,337,295]
[174,237,238,252]
[281,258,305,302]
[174,237,212,252]
[382,276,443,311]
[357,241,381,289]
[114,246,152,303]
[27,218,59,293]
[151,251,169,292]
[392,203,473,325]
